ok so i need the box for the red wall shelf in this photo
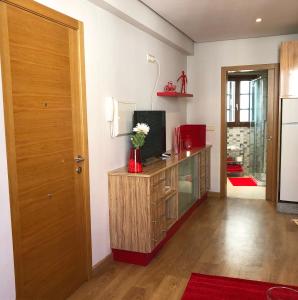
[157,91,193,98]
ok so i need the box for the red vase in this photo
[128,148,143,173]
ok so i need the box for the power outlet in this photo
[147,54,156,63]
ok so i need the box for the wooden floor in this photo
[69,197,298,300]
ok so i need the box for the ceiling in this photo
[140,0,298,43]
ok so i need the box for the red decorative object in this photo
[227,156,235,163]
[184,139,192,150]
[179,124,206,149]
[164,81,176,92]
[182,273,298,300]
[228,177,257,186]
[177,70,188,94]
[128,148,142,173]
[157,91,193,97]
[173,126,182,154]
[227,164,243,173]
[111,193,208,266]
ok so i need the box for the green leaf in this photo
[130,132,147,148]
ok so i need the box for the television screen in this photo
[133,111,166,162]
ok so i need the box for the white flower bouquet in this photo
[130,123,150,149]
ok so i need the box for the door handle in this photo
[74,155,85,163]
[267,136,272,141]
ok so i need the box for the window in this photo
[227,81,235,123]
[226,76,256,127]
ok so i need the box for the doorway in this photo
[226,70,267,199]
[0,1,91,299]
[220,64,279,201]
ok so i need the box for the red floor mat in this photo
[228,177,257,186]
[181,273,298,300]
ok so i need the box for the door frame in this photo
[220,64,279,202]
[0,0,92,294]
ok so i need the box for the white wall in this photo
[89,0,194,55]
[187,34,298,192]
[0,0,188,297]
[0,63,16,300]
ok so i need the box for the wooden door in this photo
[0,1,91,299]
[266,67,279,202]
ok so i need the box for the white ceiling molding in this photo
[88,0,194,55]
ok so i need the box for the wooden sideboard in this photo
[108,145,211,265]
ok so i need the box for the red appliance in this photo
[179,124,206,150]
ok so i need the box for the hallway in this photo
[69,197,298,300]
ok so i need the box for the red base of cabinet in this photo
[112,192,208,266]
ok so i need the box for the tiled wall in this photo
[227,127,250,175]
[227,126,267,178]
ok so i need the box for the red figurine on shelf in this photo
[177,70,188,94]
[164,81,176,92]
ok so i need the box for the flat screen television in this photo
[133,111,166,162]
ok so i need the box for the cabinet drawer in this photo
[151,188,166,248]
[151,172,166,187]
[151,216,166,247]
[200,180,206,196]
[151,182,166,205]
[151,198,165,218]
[200,151,206,167]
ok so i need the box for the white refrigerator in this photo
[279,98,298,204]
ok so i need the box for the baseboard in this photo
[208,191,220,198]
[277,202,298,214]
[91,254,113,277]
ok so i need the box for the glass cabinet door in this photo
[178,155,199,216]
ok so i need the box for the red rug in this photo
[228,177,257,186]
[181,273,298,300]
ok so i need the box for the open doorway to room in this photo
[220,64,279,202]
[226,71,267,199]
